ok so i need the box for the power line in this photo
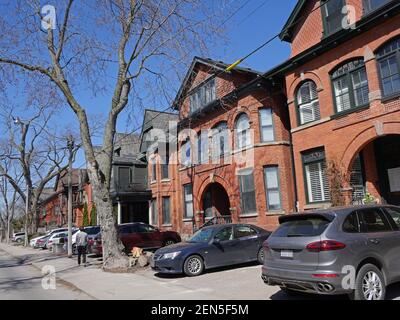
[68,0,334,170]
[218,0,253,28]
[238,0,270,26]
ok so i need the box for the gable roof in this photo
[172,56,262,110]
[279,0,308,42]
[139,109,179,154]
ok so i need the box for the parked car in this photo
[35,234,52,249]
[262,205,400,300]
[88,223,181,255]
[72,226,100,254]
[151,223,271,277]
[46,232,67,250]
[11,232,25,244]
[31,228,68,248]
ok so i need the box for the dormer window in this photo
[189,78,216,113]
[321,0,347,37]
[114,147,121,157]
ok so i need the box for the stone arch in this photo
[196,174,233,208]
[341,121,400,173]
[288,71,324,99]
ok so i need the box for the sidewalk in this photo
[0,242,277,300]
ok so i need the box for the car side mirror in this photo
[213,238,221,245]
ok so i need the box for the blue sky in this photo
[1,1,297,169]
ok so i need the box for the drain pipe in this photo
[289,128,299,213]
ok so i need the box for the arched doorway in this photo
[349,134,400,205]
[201,183,231,219]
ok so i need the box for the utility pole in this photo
[67,135,74,258]
[24,186,29,246]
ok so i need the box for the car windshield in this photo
[273,216,331,237]
[187,228,214,243]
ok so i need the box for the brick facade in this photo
[144,1,400,237]
[284,0,400,210]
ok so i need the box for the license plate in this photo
[280,250,293,258]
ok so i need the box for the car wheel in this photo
[163,239,176,247]
[352,264,386,300]
[183,255,204,277]
[257,247,265,265]
[72,245,77,255]
[16,238,22,244]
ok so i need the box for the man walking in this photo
[76,226,88,267]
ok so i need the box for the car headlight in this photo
[162,251,181,260]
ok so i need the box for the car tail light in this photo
[306,240,346,252]
[312,273,339,278]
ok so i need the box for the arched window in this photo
[331,59,369,113]
[211,122,229,158]
[296,81,321,125]
[376,37,400,97]
[197,130,209,164]
[235,113,251,149]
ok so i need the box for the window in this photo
[150,199,158,226]
[363,0,392,14]
[259,108,274,142]
[238,169,257,214]
[384,207,400,229]
[197,131,209,164]
[376,37,400,97]
[151,160,157,182]
[302,149,331,203]
[161,155,169,179]
[350,154,365,203]
[332,59,370,113]
[273,217,331,237]
[162,197,171,225]
[189,78,216,113]
[234,225,258,238]
[183,184,194,219]
[235,113,251,149]
[211,122,229,158]
[181,140,191,167]
[118,167,131,189]
[358,209,392,232]
[321,0,347,36]
[296,81,321,125]
[343,212,360,233]
[264,166,282,211]
[214,226,233,241]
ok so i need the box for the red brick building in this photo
[143,58,296,238]
[142,0,400,236]
[39,169,93,228]
[280,0,400,210]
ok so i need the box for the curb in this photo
[0,244,97,300]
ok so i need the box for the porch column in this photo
[117,202,122,225]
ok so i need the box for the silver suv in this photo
[262,205,400,300]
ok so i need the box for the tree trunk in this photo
[87,167,129,271]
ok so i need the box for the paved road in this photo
[0,249,92,300]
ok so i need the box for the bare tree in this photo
[0,105,80,239]
[0,157,22,243]
[0,0,231,270]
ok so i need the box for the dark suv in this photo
[89,223,181,255]
[262,205,400,300]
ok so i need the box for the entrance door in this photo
[374,136,400,205]
[202,183,231,220]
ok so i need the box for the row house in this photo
[141,58,296,237]
[279,0,400,210]
[140,0,400,236]
[39,169,88,228]
[95,133,150,224]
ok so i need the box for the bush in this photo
[82,203,89,227]
[90,204,97,226]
